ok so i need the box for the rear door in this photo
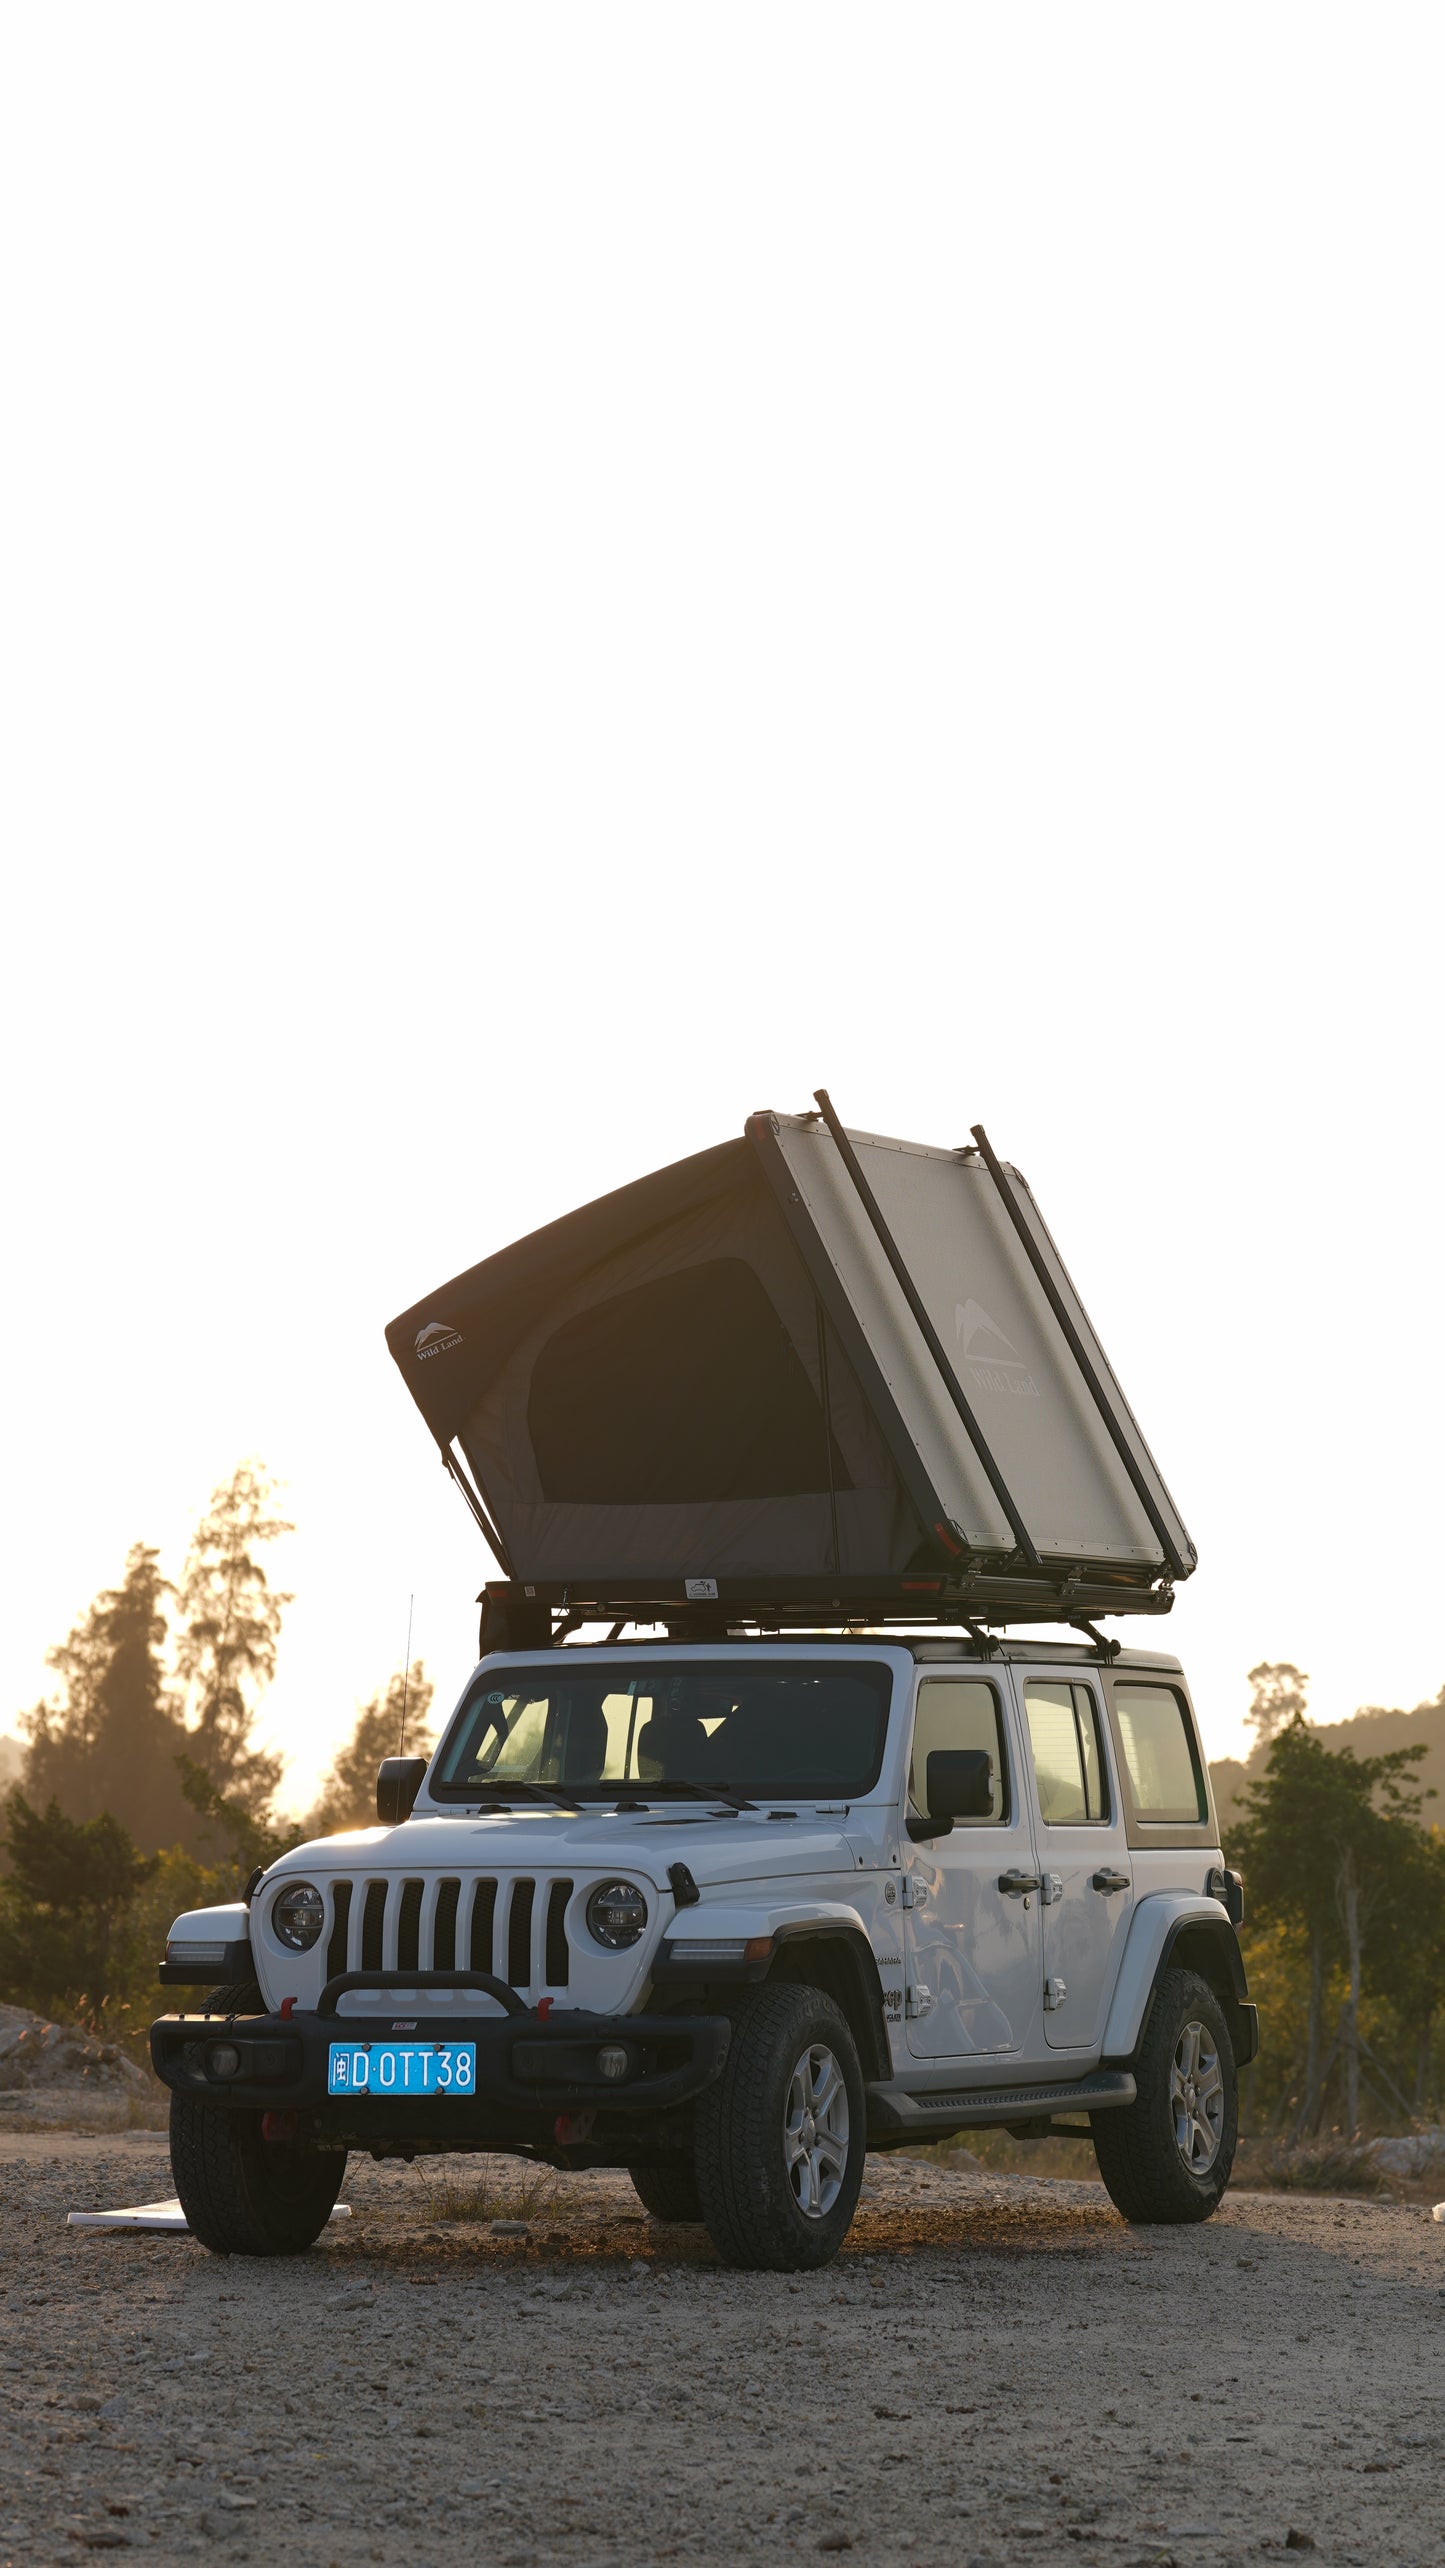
[901,1668,1043,2059]
[1014,1667,1133,2053]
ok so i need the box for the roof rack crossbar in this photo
[967,1122,1190,1582]
[812,1089,1043,1572]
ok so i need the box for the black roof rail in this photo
[813,1089,1042,1573]
[968,1122,1190,1582]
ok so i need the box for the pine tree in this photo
[21,1546,198,1852]
[306,1664,435,1838]
[173,1462,291,1819]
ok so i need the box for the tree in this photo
[1228,1717,1428,2134]
[173,1463,291,1820]
[0,1791,157,2020]
[1361,1821,1445,2114]
[1245,1661,1310,1749]
[21,1546,198,1852]
[307,1664,435,1838]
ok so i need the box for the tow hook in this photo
[261,2110,299,2144]
[554,2110,596,2146]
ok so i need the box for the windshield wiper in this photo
[470,1780,579,1809]
[619,1779,756,1812]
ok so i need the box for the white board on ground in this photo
[66,2197,351,2233]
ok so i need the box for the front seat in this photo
[635,1709,710,1782]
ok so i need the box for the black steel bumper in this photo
[150,1970,730,2136]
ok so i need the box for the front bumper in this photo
[150,1974,730,2140]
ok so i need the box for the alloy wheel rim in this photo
[1170,2017,1224,2173]
[783,2042,850,2218]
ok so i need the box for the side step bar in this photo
[867,2068,1135,2140]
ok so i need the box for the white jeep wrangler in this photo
[151,1628,1252,2270]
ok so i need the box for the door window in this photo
[1024,1682,1109,1825]
[1112,1684,1206,1822]
[908,1680,1008,1823]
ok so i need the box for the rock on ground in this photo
[0,2136,1442,2565]
[0,2005,161,2133]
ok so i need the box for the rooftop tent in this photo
[384,1106,1195,1615]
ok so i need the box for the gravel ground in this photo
[2,2132,1442,2567]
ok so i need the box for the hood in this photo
[277,1808,860,1895]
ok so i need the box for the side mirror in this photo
[377,1756,428,1826]
[917,1747,995,1836]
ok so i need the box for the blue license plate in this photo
[327,2041,476,2097]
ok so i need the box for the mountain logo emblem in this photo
[955,1299,1027,1368]
[415,1318,464,1360]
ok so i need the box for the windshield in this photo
[431,1659,893,1802]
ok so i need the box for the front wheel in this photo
[1092,1966,1237,2223]
[170,2096,346,2255]
[694,1984,865,2271]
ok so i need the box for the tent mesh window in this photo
[526,1257,853,1504]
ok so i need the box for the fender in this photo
[1102,1893,1257,2067]
[650,1899,893,2080]
[159,1902,253,1988]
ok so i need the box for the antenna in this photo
[397,1594,415,1755]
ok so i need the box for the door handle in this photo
[997,1869,1041,1896]
[1092,1868,1130,1894]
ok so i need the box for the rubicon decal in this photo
[415,1319,464,1360]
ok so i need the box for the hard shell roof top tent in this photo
[385,1096,1195,1649]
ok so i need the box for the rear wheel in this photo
[170,2096,346,2255]
[629,2164,703,2223]
[1092,1967,1237,2223]
[694,1984,865,2271]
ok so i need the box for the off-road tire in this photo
[1092,1966,1237,2223]
[629,2164,704,2223]
[203,1983,265,2015]
[170,2095,346,2256]
[694,1984,865,2272]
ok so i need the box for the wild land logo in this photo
[955,1297,1040,1399]
[415,1318,464,1361]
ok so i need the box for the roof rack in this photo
[477,1574,1172,1655]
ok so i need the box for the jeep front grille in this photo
[320,1876,574,1993]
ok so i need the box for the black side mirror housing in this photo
[910,1746,995,1839]
[377,1756,428,1826]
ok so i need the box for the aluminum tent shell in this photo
[749,1112,1194,1581]
[384,1107,1194,1609]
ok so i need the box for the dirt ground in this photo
[1,2133,1442,2568]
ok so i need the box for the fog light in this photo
[207,2043,242,2080]
[596,2044,630,2081]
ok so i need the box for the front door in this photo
[1017,1673,1133,2052]
[902,1670,1043,2060]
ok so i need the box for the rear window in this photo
[1112,1683,1206,1823]
[1024,1682,1108,1825]
[433,1659,892,1802]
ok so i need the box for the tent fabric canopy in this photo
[385,1137,924,1583]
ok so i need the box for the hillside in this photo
[1211,1683,1445,1840]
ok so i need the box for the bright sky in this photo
[3,9,1442,1809]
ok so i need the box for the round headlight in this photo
[272,1880,325,1951]
[586,1879,648,1950]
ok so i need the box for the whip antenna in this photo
[397,1594,415,1754]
